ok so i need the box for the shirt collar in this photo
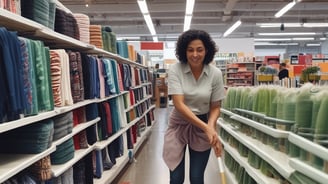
[181,63,209,76]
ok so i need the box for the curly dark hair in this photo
[175,29,218,64]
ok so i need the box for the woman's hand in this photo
[213,140,223,157]
[205,125,219,146]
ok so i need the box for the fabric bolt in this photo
[0,0,20,14]
[61,167,74,184]
[126,128,134,149]
[102,147,114,170]
[108,98,121,133]
[73,158,86,184]
[116,62,125,92]
[116,40,129,58]
[93,150,104,178]
[97,58,106,99]
[68,51,85,103]
[54,8,80,40]
[0,119,54,154]
[134,67,140,86]
[50,50,62,106]
[85,103,99,145]
[0,27,26,122]
[28,155,52,181]
[21,0,50,27]
[48,1,56,30]
[31,40,54,112]
[18,37,35,116]
[130,65,136,87]
[72,107,86,126]
[102,101,113,136]
[128,44,136,61]
[52,112,73,141]
[97,102,109,140]
[89,25,103,49]
[122,64,132,90]
[50,138,75,165]
[108,59,120,94]
[102,58,117,94]
[73,13,90,44]
[24,38,39,115]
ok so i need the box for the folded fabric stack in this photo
[101,26,117,53]
[50,49,74,107]
[50,138,75,165]
[55,8,80,40]
[0,0,21,14]
[0,119,54,154]
[21,0,55,29]
[68,51,84,103]
[73,13,90,44]
[89,25,103,49]
[52,112,73,141]
[28,155,52,181]
[116,40,129,59]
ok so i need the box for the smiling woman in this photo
[162,29,225,184]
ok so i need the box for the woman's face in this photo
[186,39,206,67]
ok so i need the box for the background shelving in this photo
[0,5,155,184]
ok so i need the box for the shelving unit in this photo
[218,108,328,184]
[0,5,155,184]
[226,62,255,86]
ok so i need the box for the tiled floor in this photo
[113,107,223,184]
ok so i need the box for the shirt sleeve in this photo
[168,64,184,95]
[211,67,225,102]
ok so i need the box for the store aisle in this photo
[113,107,222,184]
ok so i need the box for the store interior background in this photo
[60,0,328,84]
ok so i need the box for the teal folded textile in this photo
[50,138,75,165]
[0,119,54,154]
[30,40,54,112]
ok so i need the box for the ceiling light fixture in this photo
[254,42,299,46]
[306,43,321,46]
[274,0,296,18]
[137,0,158,42]
[183,0,195,31]
[258,32,316,36]
[223,20,242,37]
[257,23,328,28]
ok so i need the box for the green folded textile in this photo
[51,138,75,164]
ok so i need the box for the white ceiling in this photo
[60,0,328,45]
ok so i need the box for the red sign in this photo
[140,42,164,50]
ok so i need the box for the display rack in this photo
[218,108,328,184]
[0,6,155,183]
[226,62,255,86]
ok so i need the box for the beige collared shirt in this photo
[168,62,225,114]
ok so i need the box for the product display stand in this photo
[218,108,328,184]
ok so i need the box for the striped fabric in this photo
[89,25,103,49]
[73,13,90,44]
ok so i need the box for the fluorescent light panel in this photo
[257,23,328,28]
[255,42,299,46]
[137,0,157,41]
[306,43,321,46]
[137,0,148,14]
[223,20,241,37]
[258,32,316,36]
[183,0,195,31]
[185,0,195,15]
[184,15,192,31]
[275,1,296,18]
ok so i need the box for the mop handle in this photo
[217,157,226,184]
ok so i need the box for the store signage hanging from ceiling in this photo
[140,42,164,50]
